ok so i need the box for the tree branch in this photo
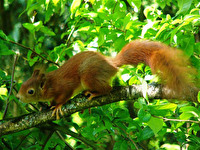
[0,85,161,136]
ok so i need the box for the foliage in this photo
[0,0,200,149]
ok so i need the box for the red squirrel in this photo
[17,40,198,119]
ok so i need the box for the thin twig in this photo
[0,36,59,67]
[153,115,200,124]
[56,131,74,150]
[66,26,75,45]
[3,54,18,119]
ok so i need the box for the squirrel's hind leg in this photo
[84,91,99,100]
[82,78,112,100]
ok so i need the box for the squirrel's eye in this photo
[27,89,34,95]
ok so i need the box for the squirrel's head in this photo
[17,69,47,103]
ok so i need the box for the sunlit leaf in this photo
[0,87,8,96]
[70,0,81,17]
[147,116,163,135]
[177,0,193,15]
[127,0,141,12]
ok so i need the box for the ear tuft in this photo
[32,69,40,77]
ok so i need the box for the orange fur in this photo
[17,40,198,119]
[113,40,198,99]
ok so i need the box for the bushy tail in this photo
[112,40,198,101]
[149,49,198,100]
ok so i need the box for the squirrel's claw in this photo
[51,104,64,120]
[84,91,97,100]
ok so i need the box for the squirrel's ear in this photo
[32,69,40,77]
[39,73,46,89]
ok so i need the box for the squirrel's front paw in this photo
[51,104,64,120]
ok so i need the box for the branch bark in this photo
[0,85,161,136]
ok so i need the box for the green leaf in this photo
[134,102,140,109]
[179,34,195,56]
[138,108,151,122]
[0,41,15,55]
[125,30,134,40]
[0,30,7,39]
[198,91,200,103]
[93,122,107,135]
[127,0,141,12]
[147,116,163,135]
[0,70,6,79]
[114,35,126,52]
[45,3,54,23]
[138,97,147,106]
[113,140,128,150]
[120,140,128,150]
[149,103,177,116]
[123,13,132,30]
[180,106,200,113]
[114,108,129,120]
[27,51,38,66]
[23,23,34,32]
[103,116,112,129]
[176,0,193,15]
[179,112,194,120]
[180,106,200,118]
[40,26,56,36]
[0,87,8,96]
[70,0,81,17]
[155,23,169,39]
[129,76,140,85]
[155,0,166,9]
[98,32,104,46]
[0,49,15,55]
[81,126,95,140]
[138,126,154,141]
[78,26,90,32]
[127,120,140,132]
[105,0,116,10]
[73,40,86,51]
[113,1,126,20]
[23,21,43,33]
[177,106,200,128]
[83,12,98,18]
